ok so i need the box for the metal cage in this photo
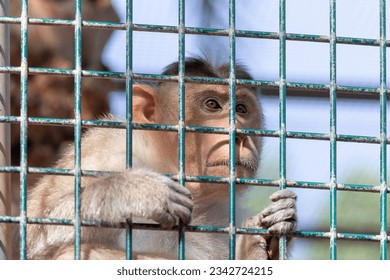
[0,0,388,260]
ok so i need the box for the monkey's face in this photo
[182,84,262,179]
[133,83,262,193]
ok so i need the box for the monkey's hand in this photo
[260,189,297,235]
[236,189,297,260]
[82,169,193,229]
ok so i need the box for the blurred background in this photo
[8,0,390,259]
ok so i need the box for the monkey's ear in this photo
[132,85,157,123]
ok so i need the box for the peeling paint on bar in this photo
[379,0,388,260]
[0,215,384,244]
[227,0,238,260]
[0,15,388,47]
[124,0,134,261]
[73,0,83,260]
[1,163,387,195]
[278,0,288,260]
[0,64,388,96]
[177,0,186,260]
[1,114,390,145]
[19,0,28,260]
[329,0,338,260]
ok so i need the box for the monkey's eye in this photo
[236,104,248,114]
[204,98,222,111]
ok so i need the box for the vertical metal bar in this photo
[73,0,82,260]
[228,0,237,260]
[278,0,288,260]
[19,0,28,260]
[379,0,388,260]
[329,0,337,260]
[177,0,186,260]
[0,0,10,260]
[125,0,133,260]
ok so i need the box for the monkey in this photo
[26,58,297,260]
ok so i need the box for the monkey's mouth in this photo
[207,159,258,173]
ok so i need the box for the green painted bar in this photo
[0,213,387,243]
[125,0,134,260]
[1,64,390,97]
[329,0,337,260]
[2,112,390,145]
[2,114,390,146]
[177,0,186,260]
[73,0,82,260]
[1,162,388,194]
[379,0,388,260]
[19,0,28,260]
[278,0,288,260]
[228,0,237,260]
[2,14,390,48]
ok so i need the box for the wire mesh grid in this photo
[0,0,387,260]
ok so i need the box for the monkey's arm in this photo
[27,168,193,259]
[236,189,297,260]
[80,169,193,228]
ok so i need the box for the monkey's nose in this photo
[235,135,248,145]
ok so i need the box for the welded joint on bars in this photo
[229,25,235,37]
[126,69,133,78]
[380,132,387,143]
[178,120,185,129]
[278,177,287,186]
[379,182,388,192]
[279,78,286,86]
[329,131,336,141]
[380,231,387,240]
[73,67,82,76]
[178,25,185,34]
[278,123,286,136]
[329,230,337,240]
[227,224,236,235]
[20,59,28,74]
[19,211,27,225]
[229,123,237,139]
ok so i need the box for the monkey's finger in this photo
[260,208,296,228]
[152,210,177,229]
[268,221,297,235]
[167,182,193,199]
[269,189,296,202]
[169,192,193,211]
[261,198,296,217]
[168,203,192,225]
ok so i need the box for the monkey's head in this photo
[133,58,262,199]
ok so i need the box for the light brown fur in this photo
[27,59,297,260]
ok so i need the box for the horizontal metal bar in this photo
[0,66,383,96]
[0,118,387,146]
[0,215,384,242]
[0,16,126,30]
[0,166,108,176]
[0,165,387,193]
[0,16,385,47]
[0,116,387,145]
